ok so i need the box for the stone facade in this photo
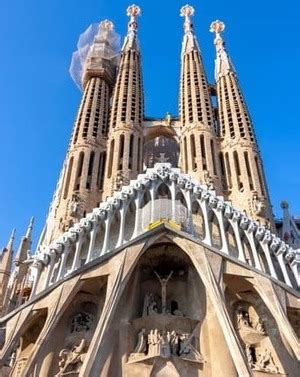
[0,4,299,377]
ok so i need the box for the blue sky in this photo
[0,0,299,249]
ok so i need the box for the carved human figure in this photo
[236,309,251,330]
[148,329,161,356]
[56,339,86,376]
[160,331,171,358]
[154,271,173,314]
[133,328,147,354]
[143,293,159,316]
[169,331,179,356]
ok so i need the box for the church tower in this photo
[210,21,274,227]
[0,229,15,311]
[179,6,221,191]
[43,21,119,243]
[104,5,144,197]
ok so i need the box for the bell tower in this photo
[210,21,274,227]
[104,5,144,198]
[179,6,221,191]
[43,21,119,243]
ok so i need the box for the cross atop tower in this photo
[180,5,195,33]
[127,4,141,32]
[210,20,226,51]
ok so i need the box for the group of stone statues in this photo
[130,328,203,363]
[235,306,280,374]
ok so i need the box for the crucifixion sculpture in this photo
[154,271,173,314]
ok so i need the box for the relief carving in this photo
[129,329,203,363]
[235,305,279,374]
[55,339,86,377]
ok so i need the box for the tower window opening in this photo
[118,134,125,170]
[200,135,207,170]
[108,139,115,178]
[255,156,265,196]
[86,151,95,190]
[190,134,197,171]
[97,152,107,190]
[244,152,254,190]
[74,152,84,191]
[219,152,228,191]
[63,157,74,199]
[184,137,188,173]
[210,140,217,175]
[129,134,134,170]
[233,151,243,191]
[225,152,232,189]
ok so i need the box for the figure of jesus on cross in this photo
[154,271,173,314]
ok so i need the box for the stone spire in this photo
[104,5,144,197]
[211,21,274,226]
[179,5,221,191]
[4,219,34,311]
[43,20,119,243]
[0,229,15,310]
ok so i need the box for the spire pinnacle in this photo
[122,4,141,51]
[26,217,34,239]
[180,5,195,33]
[99,19,115,32]
[210,20,233,80]
[127,4,141,33]
[210,20,226,51]
[7,228,16,250]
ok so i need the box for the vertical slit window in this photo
[63,157,74,199]
[244,152,254,190]
[86,151,95,190]
[225,152,232,189]
[108,140,115,178]
[219,152,227,191]
[200,135,207,170]
[74,152,84,191]
[233,151,243,190]
[129,134,134,170]
[137,137,141,172]
[184,137,188,173]
[118,135,125,170]
[255,156,265,195]
[190,134,196,170]
[210,140,217,175]
[97,152,106,190]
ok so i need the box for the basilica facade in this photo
[0,4,299,377]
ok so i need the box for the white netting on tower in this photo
[70,21,121,90]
